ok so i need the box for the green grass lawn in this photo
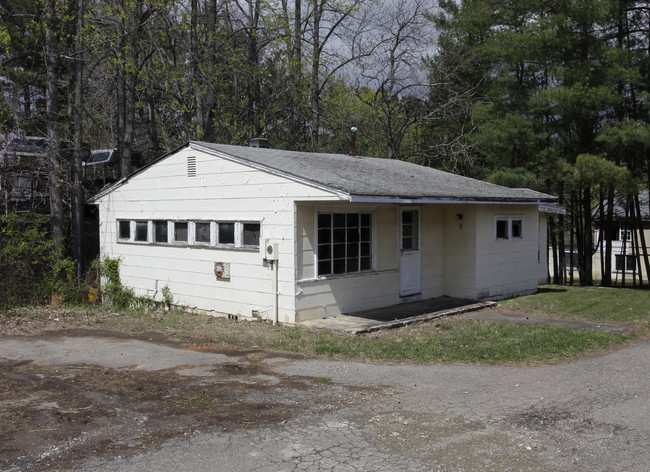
[2,284,647,365]
[499,284,650,331]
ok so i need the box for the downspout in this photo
[274,259,279,324]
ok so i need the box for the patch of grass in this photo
[169,394,215,409]
[308,320,631,364]
[2,284,645,365]
[500,284,650,333]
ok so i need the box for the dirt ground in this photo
[0,315,380,472]
[1,309,648,472]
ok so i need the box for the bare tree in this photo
[351,0,433,159]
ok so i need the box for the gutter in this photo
[348,195,558,205]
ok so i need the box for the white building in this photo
[89,142,559,324]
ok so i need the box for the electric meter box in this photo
[214,262,231,279]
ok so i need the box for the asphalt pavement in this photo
[0,334,647,471]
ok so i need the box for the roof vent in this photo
[249,137,269,148]
[187,155,197,177]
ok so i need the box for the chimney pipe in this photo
[249,137,269,148]
[349,127,357,155]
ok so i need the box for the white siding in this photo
[295,203,401,321]
[96,146,546,323]
[421,205,444,299]
[538,214,549,283]
[96,147,337,324]
[443,205,478,298]
[474,204,540,299]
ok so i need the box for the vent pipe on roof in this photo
[249,137,269,148]
[349,127,357,155]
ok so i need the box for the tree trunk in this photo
[634,192,650,282]
[191,0,203,138]
[71,0,85,279]
[557,187,566,285]
[203,0,218,142]
[147,94,161,158]
[603,184,614,285]
[581,186,593,285]
[45,0,65,254]
[549,216,560,284]
[310,0,322,148]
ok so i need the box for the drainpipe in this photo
[273,259,279,324]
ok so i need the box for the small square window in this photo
[495,216,524,240]
[174,222,188,242]
[118,220,130,240]
[195,222,211,244]
[496,219,509,239]
[243,223,260,246]
[616,254,637,272]
[135,221,148,242]
[218,222,235,244]
[511,219,523,239]
[154,220,168,243]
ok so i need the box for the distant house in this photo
[0,136,50,214]
[89,141,559,324]
[592,190,650,283]
[83,149,144,194]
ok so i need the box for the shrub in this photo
[0,213,61,307]
[92,256,135,309]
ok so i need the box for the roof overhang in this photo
[349,195,558,205]
[538,203,566,215]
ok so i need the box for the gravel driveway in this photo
[1,333,648,471]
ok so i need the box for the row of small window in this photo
[117,219,261,247]
[317,212,372,276]
[495,216,524,240]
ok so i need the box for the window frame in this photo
[495,215,525,241]
[217,221,236,246]
[241,221,261,248]
[192,221,213,246]
[116,218,260,250]
[316,211,373,277]
[172,221,189,244]
[134,220,150,243]
[153,220,169,243]
[615,254,637,272]
[117,220,132,241]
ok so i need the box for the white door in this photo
[400,207,422,296]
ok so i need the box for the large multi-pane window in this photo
[318,212,372,276]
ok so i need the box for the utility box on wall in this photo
[262,239,279,261]
[214,262,231,279]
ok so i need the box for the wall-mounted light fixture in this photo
[456,213,464,220]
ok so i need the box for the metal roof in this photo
[193,142,557,203]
